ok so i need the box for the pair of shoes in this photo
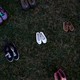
[54,69,67,80]
[36,32,47,45]
[0,6,8,24]
[20,0,36,10]
[4,43,19,62]
[63,22,74,32]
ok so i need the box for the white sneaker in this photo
[40,32,47,44]
[36,32,42,44]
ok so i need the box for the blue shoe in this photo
[9,43,19,61]
[4,45,14,62]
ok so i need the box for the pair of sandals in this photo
[36,32,47,45]
[54,69,67,80]
[63,22,74,32]
[20,0,36,10]
[4,43,19,62]
[0,6,8,24]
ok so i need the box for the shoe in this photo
[58,69,67,80]
[63,22,69,32]
[0,7,8,20]
[4,45,14,62]
[20,0,30,10]
[40,32,47,44]
[28,0,36,8]
[9,43,19,61]
[36,32,42,44]
[68,22,74,31]
[0,17,3,24]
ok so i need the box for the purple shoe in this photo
[0,7,8,21]
[0,17,3,24]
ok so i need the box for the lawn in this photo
[0,0,80,80]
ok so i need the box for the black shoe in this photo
[9,43,19,61]
[21,0,30,10]
[4,45,14,62]
[28,0,36,8]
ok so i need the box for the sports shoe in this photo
[36,32,42,44]
[28,0,36,8]
[0,7,8,20]
[20,0,30,10]
[40,32,47,44]
[4,45,14,62]
[9,43,19,61]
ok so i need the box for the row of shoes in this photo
[0,6,8,24]
[20,0,36,10]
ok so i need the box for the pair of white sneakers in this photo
[36,32,47,44]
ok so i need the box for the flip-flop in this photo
[68,22,74,31]
[28,0,36,8]
[40,32,47,44]
[20,0,30,10]
[0,7,8,20]
[36,32,42,45]
[63,22,69,32]
[9,43,19,61]
[58,69,67,80]
[4,45,14,62]
[54,72,61,80]
[0,17,3,24]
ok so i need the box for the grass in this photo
[0,0,80,80]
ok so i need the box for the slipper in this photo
[40,32,47,44]
[9,43,19,61]
[63,22,69,32]
[68,22,74,31]
[4,45,14,62]
[20,0,30,10]
[28,0,36,8]
[0,7,8,20]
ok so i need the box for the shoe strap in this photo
[5,52,11,58]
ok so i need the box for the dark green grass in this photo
[0,0,80,80]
